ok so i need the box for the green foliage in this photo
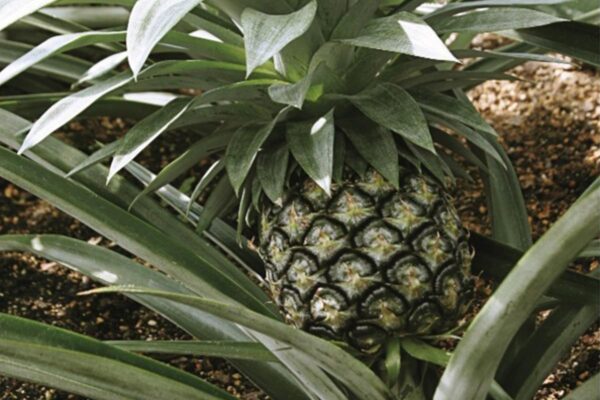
[0,0,597,399]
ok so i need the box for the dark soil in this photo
[1,58,598,399]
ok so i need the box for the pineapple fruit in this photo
[259,167,473,352]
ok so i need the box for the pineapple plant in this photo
[0,0,559,353]
[1,1,599,399]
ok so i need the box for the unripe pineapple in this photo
[259,167,473,352]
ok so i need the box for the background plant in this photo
[0,0,598,399]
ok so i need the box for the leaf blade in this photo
[241,0,318,76]
[340,12,457,62]
[286,109,335,194]
[350,83,435,153]
[127,0,202,77]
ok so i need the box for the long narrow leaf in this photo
[108,97,192,182]
[0,0,57,31]
[241,0,317,76]
[435,184,600,400]
[127,0,202,77]
[0,233,306,400]
[0,31,125,86]
[0,146,273,317]
[106,340,277,362]
[18,72,134,153]
[0,314,233,400]
[83,286,394,400]
[286,109,335,194]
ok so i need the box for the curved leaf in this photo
[108,97,192,183]
[434,8,564,33]
[74,51,127,88]
[82,286,394,400]
[435,184,600,400]
[106,340,277,362]
[350,83,435,153]
[286,109,335,194]
[127,0,202,77]
[18,71,134,154]
[340,12,457,62]
[0,146,274,317]
[0,0,56,32]
[241,0,317,76]
[0,314,233,400]
[338,117,399,188]
[225,107,289,194]
[0,233,304,400]
[257,143,289,204]
[0,31,125,87]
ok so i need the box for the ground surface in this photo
[1,59,599,399]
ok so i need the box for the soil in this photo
[1,59,599,399]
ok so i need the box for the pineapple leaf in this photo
[127,0,203,77]
[0,234,299,399]
[509,21,600,67]
[73,51,128,88]
[426,0,572,20]
[436,185,600,400]
[106,340,277,362]
[330,0,380,40]
[131,130,233,208]
[241,0,318,77]
[434,8,564,33]
[406,140,448,184]
[350,82,435,153]
[236,186,251,242]
[108,97,193,184]
[66,139,122,178]
[562,374,600,400]
[268,67,316,109]
[268,61,337,108]
[338,117,400,188]
[401,338,451,367]
[411,90,497,136]
[162,31,247,65]
[0,0,56,32]
[173,103,273,130]
[431,129,489,173]
[383,338,401,388]
[0,31,125,87]
[316,0,351,39]
[426,114,505,168]
[0,39,91,85]
[225,107,290,194]
[332,132,346,183]
[18,72,135,154]
[194,79,280,104]
[196,174,236,233]
[286,109,336,195]
[188,159,225,216]
[0,318,233,400]
[339,12,458,63]
[83,286,394,400]
[257,143,289,204]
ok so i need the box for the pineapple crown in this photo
[0,0,571,231]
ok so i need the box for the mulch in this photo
[1,57,598,399]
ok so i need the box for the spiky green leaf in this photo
[241,0,318,76]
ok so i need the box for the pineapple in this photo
[259,167,473,352]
